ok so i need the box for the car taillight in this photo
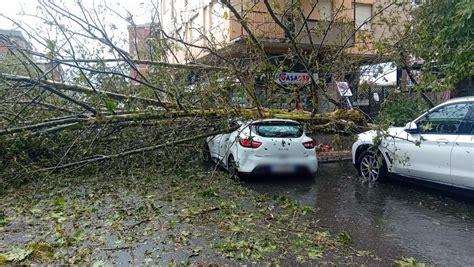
[239,138,262,148]
[303,140,316,149]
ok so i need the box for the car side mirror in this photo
[404,121,418,134]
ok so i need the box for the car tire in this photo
[227,155,239,179]
[357,150,388,182]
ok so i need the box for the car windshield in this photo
[252,121,303,138]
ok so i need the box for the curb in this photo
[318,150,352,163]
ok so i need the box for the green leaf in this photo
[73,229,82,238]
[54,196,66,207]
[28,243,54,261]
[45,39,57,57]
[92,260,108,267]
[1,247,33,262]
[307,249,322,260]
[394,257,426,266]
[104,99,117,113]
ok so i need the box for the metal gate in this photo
[351,86,395,121]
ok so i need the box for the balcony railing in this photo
[245,11,286,39]
[230,11,354,48]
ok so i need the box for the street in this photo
[245,162,474,266]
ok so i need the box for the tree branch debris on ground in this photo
[0,167,382,265]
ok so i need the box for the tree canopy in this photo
[411,0,474,90]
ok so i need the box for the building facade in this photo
[144,0,409,111]
[0,29,31,58]
[1,29,63,81]
[127,23,162,82]
[158,0,408,63]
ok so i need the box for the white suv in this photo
[352,97,474,190]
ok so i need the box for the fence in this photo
[351,86,447,122]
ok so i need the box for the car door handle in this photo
[436,138,449,144]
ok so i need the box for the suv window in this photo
[416,103,474,134]
[459,109,474,135]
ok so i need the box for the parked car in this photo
[205,119,318,177]
[352,97,474,190]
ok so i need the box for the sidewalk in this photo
[318,150,352,163]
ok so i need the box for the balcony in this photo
[229,11,354,51]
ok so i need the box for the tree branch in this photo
[39,125,241,172]
[1,73,174,108]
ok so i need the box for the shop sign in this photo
[275,72,315,85]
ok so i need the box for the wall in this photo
[160,0,231,63]
[347,0,411,56]
[128,24,151,81]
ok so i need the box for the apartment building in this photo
[158,0,407,63]
[0,29,63,81]
[0,29,31,57]
[147,0,408,110]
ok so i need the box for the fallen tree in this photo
[0,0,405,185]
[0,108,367,136]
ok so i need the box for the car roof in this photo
[415,96,474,121]
[443,96,474,104]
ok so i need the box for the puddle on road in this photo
[244,162,474,265]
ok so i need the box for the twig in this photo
[101,246,132,251]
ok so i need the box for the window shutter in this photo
[355,4,372,30]
[319,0,333,21]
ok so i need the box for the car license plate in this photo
[271,165,295,173]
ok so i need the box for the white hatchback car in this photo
[352,97,474,190]
[206,119,318,176]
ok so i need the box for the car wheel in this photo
[227,155,239,179]
[357,150,387,182]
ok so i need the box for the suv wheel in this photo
[227,155,239,179]
[358,150,387,182]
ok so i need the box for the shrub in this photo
[377,93,429,127]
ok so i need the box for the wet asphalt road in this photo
[244,162,474,266]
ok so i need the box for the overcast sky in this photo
[0,0,157,52]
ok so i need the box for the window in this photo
[210,0,224,31]
[416,103,474,134]
[355,3,372,31]
[203,6,208,34]
[161,0,167,14]
[459,107,474,134]
[171,0,175,21]
[209,1,214,29]
[318,0,333,21]
[188,15,201,42]
[252,122,303,138]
